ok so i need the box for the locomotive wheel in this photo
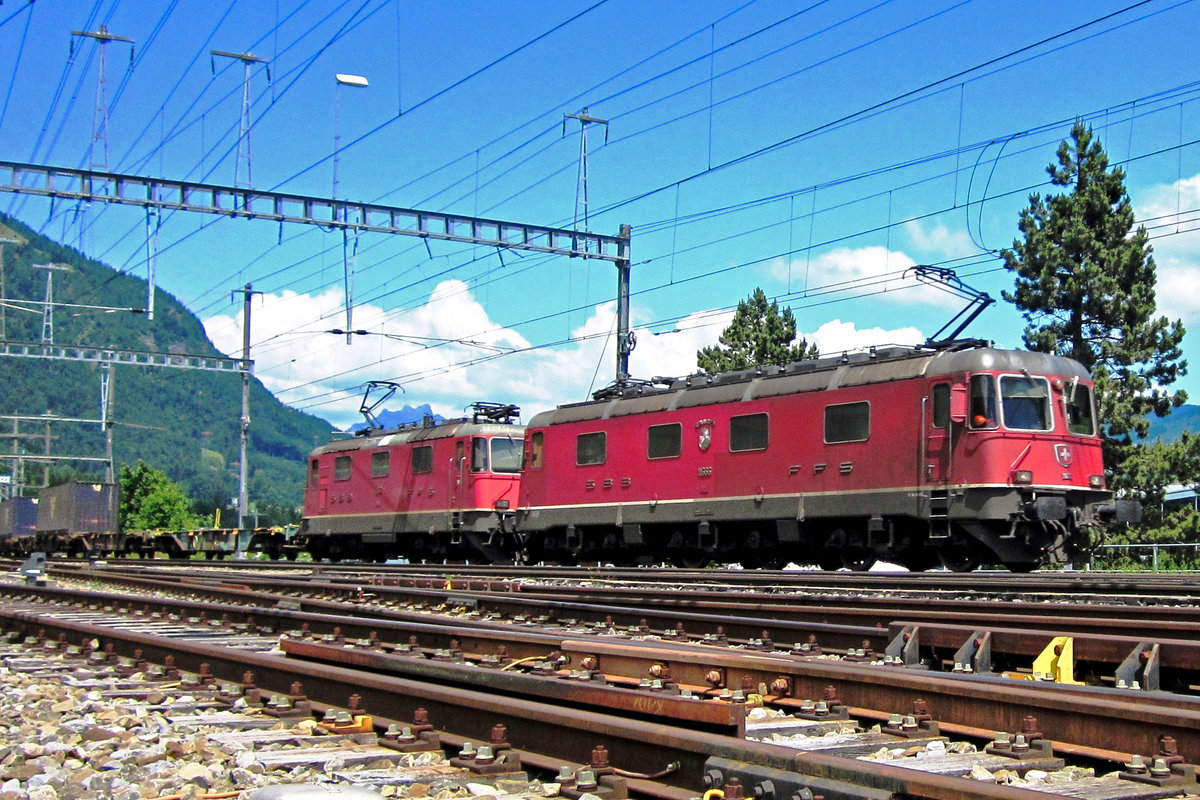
[817,549,843,571]
[671,549,710,568]
[937,545,979,573]
[1006,562,1039,573]
[843,548,877,572]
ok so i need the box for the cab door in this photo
[923,383,954,538]
[924,383,952,487]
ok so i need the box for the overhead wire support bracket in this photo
[0,161,630,263]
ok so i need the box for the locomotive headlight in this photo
[494,499,510,510]
[1013,470,1034,485]
[1089,474,1105,489]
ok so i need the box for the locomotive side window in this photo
[931,384,950,428]
[529,432,545,469]
[411,445,433,474]
[371,451,390,478]
[648,423,682,459]
[1000,375,1052,431]
[1065,382,1096,435]
[969,375,999,429]
[472,437,489,472]
[309,459,319,486]
[824,402,869,443]
[334,455,352,481]
[577,432,606,465]
[730,413,768,452]
[491,437,524,473]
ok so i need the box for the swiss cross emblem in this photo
[1054,444,1073,468]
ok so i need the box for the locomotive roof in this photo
[312,419,524,455]
[528,344,1090,427]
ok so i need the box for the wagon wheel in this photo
[1005,562,1039,573]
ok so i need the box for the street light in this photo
[334,73,369,344]
[333,73,369,201]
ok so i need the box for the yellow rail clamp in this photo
[320,714,374,734]
[1031,636,1083,685]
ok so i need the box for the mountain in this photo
[348,403,444,433]
[1144,404,1200,443]
[0,213,334,523]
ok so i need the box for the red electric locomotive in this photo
[298,402,524,562]
[516,341,1137,571]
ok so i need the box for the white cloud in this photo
[904,219,974,257]
[804,319,925,354]
[1136,174,1200,324]
[765,246,947,305]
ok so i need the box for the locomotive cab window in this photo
[969,375,999,429]
[825,402,870,443]
[371,450,390,478]
[730,413,768,452]
[491,437,524,474]
[411,445,433,474]
[529,432,545,469]
[1065,381,1096,436]
[334,455,352,481]
[931,384,950,428]
[648,423,682,459]
[577,432,606,466]
[1000,375,1052,431]
[309,459,320,486]
[472,437,489,472]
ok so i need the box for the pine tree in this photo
[696,288,818,373]
[1001,121,1187,478]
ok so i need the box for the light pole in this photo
[333,73,369,202]
[334,73,368,344]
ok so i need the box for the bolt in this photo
[770,677,791,696]
[1160,736,1179,757]
[1125,754,1148,774]
[556,766,576,785]
[705,670,723,687]
[724,776,744,800]
[591,745,610,770]
[580,657,599,671]
[1011,734,1029,754]
[490,723,508,746]
[460,742,477,758]
[575,771,597,791]
[992,732,1011,750]
[1150,758,1172,778]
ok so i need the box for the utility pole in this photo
[0,235,18,341]
[231,284,260,539]
[100,363,114,483]
[211,50,268,190]
[71,26,134,174]
[33,263,69,344]
[563,107,609,235]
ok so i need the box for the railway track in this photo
[0,564,1197,799]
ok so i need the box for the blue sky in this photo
[2,0,1199,429]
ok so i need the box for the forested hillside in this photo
[0,213,334,522]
